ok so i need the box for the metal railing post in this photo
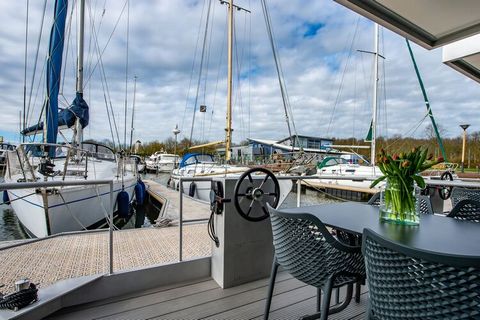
[109,181,114,275]
[179,178,183,262]
[296,178,301,208]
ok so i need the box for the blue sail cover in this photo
[22,93,89,135]
[45,0,68,146]
[22,0,89,150]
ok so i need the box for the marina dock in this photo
[0,180,212,293]
[143,179,210,222]
[301,180,378,202]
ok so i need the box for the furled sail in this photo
[21,0,89,147]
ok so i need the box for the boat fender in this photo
[189,182,196,197]
[138,179,146,197]
[117,190,130,218]
[3,191,10,205]
[135,183,145,205]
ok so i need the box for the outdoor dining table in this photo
[282,202,480,258]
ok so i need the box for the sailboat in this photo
[310,23,383,191]
[4,0,137,238]
[169,0,292,204]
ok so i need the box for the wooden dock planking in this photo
[302,180,379,194]
[143,179,210,222]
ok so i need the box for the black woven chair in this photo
[367,192,381,206]
[416,195,434,215]
[447,199,480,222]
[451,187,480,208]
[363,228,480,319]
[265,204,365,320]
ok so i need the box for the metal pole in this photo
[225,0,234,162]
[109,181,114,274]
[462,130,467,173]
[371,23,379,167]
[179,178,183,262]
[460,124,470,173]
[296,179,301,207]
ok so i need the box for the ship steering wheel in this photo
[439,171,453,200]
[233,167,280,222]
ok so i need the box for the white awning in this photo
[442,34,480,83]
[334,0,480,49]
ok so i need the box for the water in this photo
[0,172,338,241]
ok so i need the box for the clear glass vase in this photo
[379,177,419,225]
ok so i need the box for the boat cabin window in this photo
[322,157,349,167]
[161,155,177,162]
[0,144,15,151]
[82,143,116,161]
[195,154,215,163]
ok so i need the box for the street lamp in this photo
[173,124,181,168]
[460,124,470,173]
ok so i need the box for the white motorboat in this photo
[145,152,178,172]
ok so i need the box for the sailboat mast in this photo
[129,75,137,152]
[370,23,379,166]
[74,0,85,150]
[225,0,234,162]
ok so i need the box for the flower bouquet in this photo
[370,147,443,225]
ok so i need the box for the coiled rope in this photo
[0,283,38,311]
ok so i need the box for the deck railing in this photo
[2,174,480,290]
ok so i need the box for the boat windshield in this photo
[161,155,177,162]
[0,144,15,151]
[82,143,116,161]
[318,157,349,168]
[195,154,215,163]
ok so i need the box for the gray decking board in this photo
[155,277,307,319]
[48,272,368,320]
[96,273,295,320]
[47,278,218,320]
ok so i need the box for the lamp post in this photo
[460,124,470,173]
[173,124,181,168]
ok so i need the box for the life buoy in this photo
[189,182,196,197]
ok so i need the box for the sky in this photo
[0,0,479,146]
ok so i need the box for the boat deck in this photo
[0,225,211,293]
[47,272,368,320]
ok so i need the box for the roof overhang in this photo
[334,0,480,49]
[442,34,480,83]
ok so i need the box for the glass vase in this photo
[379,177,419,225]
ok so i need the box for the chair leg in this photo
[316,288,322,312]
[334,288,340,304]
[263,260,280,320]
[355,281,361,303]
[320,278,334,320]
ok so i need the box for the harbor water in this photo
[0,173,339,241]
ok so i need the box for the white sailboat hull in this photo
[7,178,136,238]
[312,164,384,189]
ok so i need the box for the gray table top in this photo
[282,202,480,258]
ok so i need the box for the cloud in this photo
[0,0,479,147]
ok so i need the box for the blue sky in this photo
[0,0,479,146]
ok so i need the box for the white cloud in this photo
[0,0,479,146]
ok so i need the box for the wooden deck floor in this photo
[47,272,368,320]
